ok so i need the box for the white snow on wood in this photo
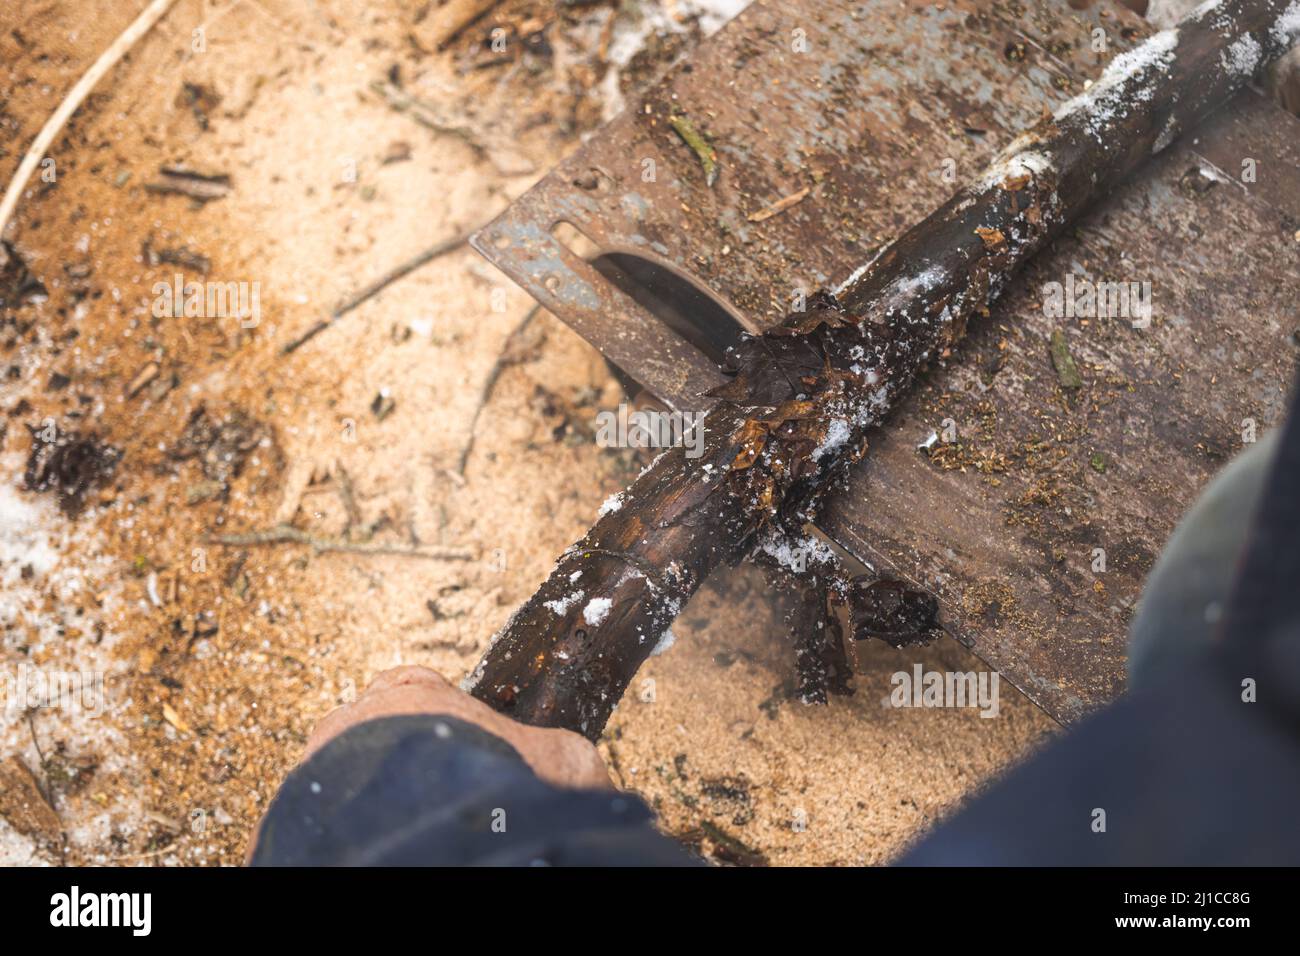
[598,0,752,121]
[1274,1,1300,47]
[891,265,946,299]
[978,148,1054,191]
[1196,162,1234,184]
[1053,29,1180,140]
[758,533,835,570]
[597,492,624,517]
[1153,114,1181,154]
[1221,33,1262,76]
[832,244,892,296]
[1148,0,1221,30]
[582,596,613,627]
[812,418,851,461]
[543,589,585,615]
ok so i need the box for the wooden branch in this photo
[753,539,856,705]
[467,0,1300,740]
[205,525,475,560]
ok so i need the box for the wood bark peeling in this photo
[467,0,1300,740]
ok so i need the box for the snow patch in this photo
[597,492,624,517]
[758,533,835,571]
[891,265,946,299]
[1274,1,1300,48]
[1054,29,1180,141]
[0,484,60,585]
[812,419,851,461]
[979,149,1054,191]
[1220,33,1261,77]
[582,597,613,627]
[544,590,585,616]
[597,1,751,122]
[0,461,139,865]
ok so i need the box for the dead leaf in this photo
[729,419,771,469]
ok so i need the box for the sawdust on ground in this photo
[0,0,1055,866]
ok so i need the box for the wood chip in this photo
[0,756,62,845]
[126,361,160,398]
[144,166,231,202]
[161,702,191,733]
[747,185,811,222]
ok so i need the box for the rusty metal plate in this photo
[473,0,1300,723]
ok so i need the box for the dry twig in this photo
[457,304,542,475]
[205,525,475,560]
[281,231,472,353]
[0,0,181,237]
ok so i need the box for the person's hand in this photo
[303,665,612,790]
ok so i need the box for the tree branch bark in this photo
[467,0,1300,739]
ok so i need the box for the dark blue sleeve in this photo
[250,714,699,866]
[898,646,1300,866]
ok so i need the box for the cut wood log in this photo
[467,0,1300,740]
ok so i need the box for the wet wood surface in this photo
[472,0,1300,730]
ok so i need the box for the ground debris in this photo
[177,80,221,130]
[282,229,472,353]
[24,423,122,516]
[168,405,267,485]
[370,390,396,421]
[205,524,476,560]
[125,361,161,399]
[39,746,98,797]
[161,703,191,734]
[0,240,47,310]
[0,755,62,847]
[845,577,938,648]
[679,819,769,867]
[144,166,232,202]
[142,238,211,274]
[413,0,503,51]
[369,78,534,176]
[700,773,755,826]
